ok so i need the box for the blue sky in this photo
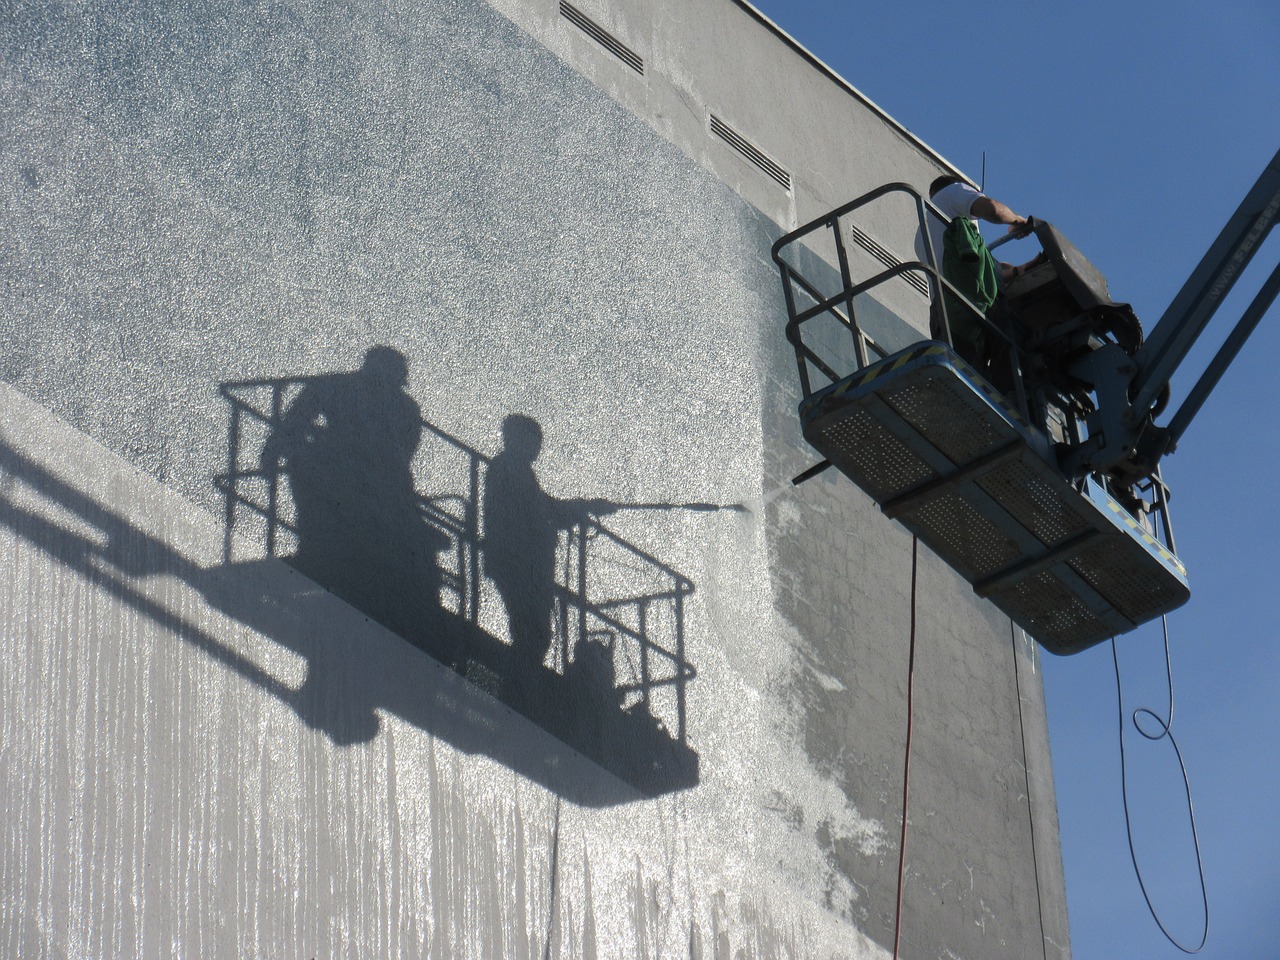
[743,2,1280,958]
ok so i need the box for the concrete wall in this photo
[0,0,1067,957]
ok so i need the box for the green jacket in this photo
[940,217,1000,354]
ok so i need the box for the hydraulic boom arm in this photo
[1117,149,1280,466]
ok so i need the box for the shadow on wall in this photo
[210,347,717,800]
[0,347,725,803]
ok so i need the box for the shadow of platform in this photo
[0,413,696,805]
[209,361,706,798]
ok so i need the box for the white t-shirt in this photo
[931,181,984,220]
[917,181,984,269]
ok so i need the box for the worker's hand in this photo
[1006,216,1031,237]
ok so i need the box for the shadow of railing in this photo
[215,375,700,795]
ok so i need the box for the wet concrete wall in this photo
[0,0,1067,957]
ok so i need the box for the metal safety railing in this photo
[770,182,1032,419]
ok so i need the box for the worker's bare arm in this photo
[970,195,1029,233]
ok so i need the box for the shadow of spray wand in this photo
[611,502,748,513]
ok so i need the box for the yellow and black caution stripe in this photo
[800,341,942,420]
[1104,498,1187,577]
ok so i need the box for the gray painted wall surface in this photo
[0,0,1068,957]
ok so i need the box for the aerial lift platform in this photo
[773,152,1280,655]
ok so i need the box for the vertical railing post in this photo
[831,216,869,369]
[638,598,650,712]
[223,394,240,564]
[674,582,686,743]
[574,521,589,672]
[1154,467,1178,557]
[266,385,283,557]
[916,194,953,349]
[467,451,481,625]
[555,524,567,671]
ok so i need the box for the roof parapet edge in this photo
[730,0,974,186]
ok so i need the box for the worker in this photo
[482,414,617,679]
[918,175,1042,376]
[926,175,1045,278]
[259,346,450,648]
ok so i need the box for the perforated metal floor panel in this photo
[800,342,1189,655]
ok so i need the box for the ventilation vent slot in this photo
[848,223,930,298]
[560,1,644,75]
[708,114,791,191]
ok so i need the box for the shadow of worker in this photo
[481,414,615,689]
[259,346,450,658]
